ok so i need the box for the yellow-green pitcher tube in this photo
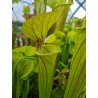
[37,45,61,98]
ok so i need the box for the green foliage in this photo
[44,34,56,43]
[51,39,63,47]
[18,59,34,79]
[12,46,37,98]
[82,16,86,27]
[61,68,70,73]
[12,1,86,98]
[15,58,34,97]
[13,8,65,98]
[69,43,75,55]
[47,0,67,10]
[50,87,64,98]
[33,64,39,73]
[67,30,78,55]
[44,30,65,46]
[21,80,29,98]
[12,46,36,57]
[23,6,30,15]
[35,0,47,14]
[67,31,77,44]
[64,16,86,31]
[13,8,68,97]
[53,31,65,38]
[54,4,71,31]
[12,46,36,79]
[38,45,61,98]
[51,67,70,98]
[60,39,70,66]
[12,0,21,3]
[21,10,62,44]
[12,58,34,98]
[64,28,86,98]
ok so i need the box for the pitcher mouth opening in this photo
[37,45,61,56]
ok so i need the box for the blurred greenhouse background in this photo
[12,0,86,23]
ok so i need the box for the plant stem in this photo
[35,0,47,15]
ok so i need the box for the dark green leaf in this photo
[50,87,64,98]
[22,80,29,98]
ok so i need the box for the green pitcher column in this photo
[38,45,61,98]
